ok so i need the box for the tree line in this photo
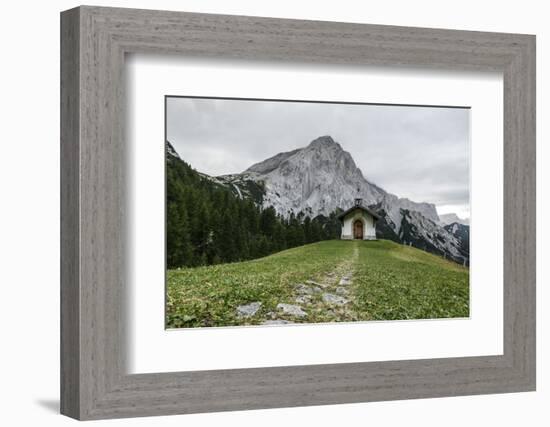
[167,152,341,268]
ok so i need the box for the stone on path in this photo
[339,276,352,286]
[322,293,349,306]
[306,279,329,288]
[261,319,294,325]
[295,283,321,295]
[236,301,262,318]
[277,303,307,317]
[335,286,349,296]
[295,295,312,304]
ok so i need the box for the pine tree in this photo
[166,143,346,269]
[303,216,312,243]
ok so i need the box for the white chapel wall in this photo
[341,210,376,240]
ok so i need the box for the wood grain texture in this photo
[60,7,80,419]
[60,6,536,420]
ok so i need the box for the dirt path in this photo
[262,242,361,324]
[332,242,359,284]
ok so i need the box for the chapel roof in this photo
[337,205,381,221]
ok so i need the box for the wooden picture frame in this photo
[60,5,536,420]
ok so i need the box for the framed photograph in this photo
[61,6,536,420]
[164,96,471,329]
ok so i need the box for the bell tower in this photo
[354,187,362,207]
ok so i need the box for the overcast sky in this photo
[167,97,470,219]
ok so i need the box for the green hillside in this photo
[166,240,469,328]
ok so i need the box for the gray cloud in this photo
[167,97,470,218]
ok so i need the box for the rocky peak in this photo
[166,140,181,159]
[307,135,342,150]
[227,135,440,225]
[439,213,469,226]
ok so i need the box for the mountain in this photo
[220,135,439,224]
[444,222,470,261]
[439,213,470,226]
[168,136,469,265]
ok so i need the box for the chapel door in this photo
[353,220,363,239]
